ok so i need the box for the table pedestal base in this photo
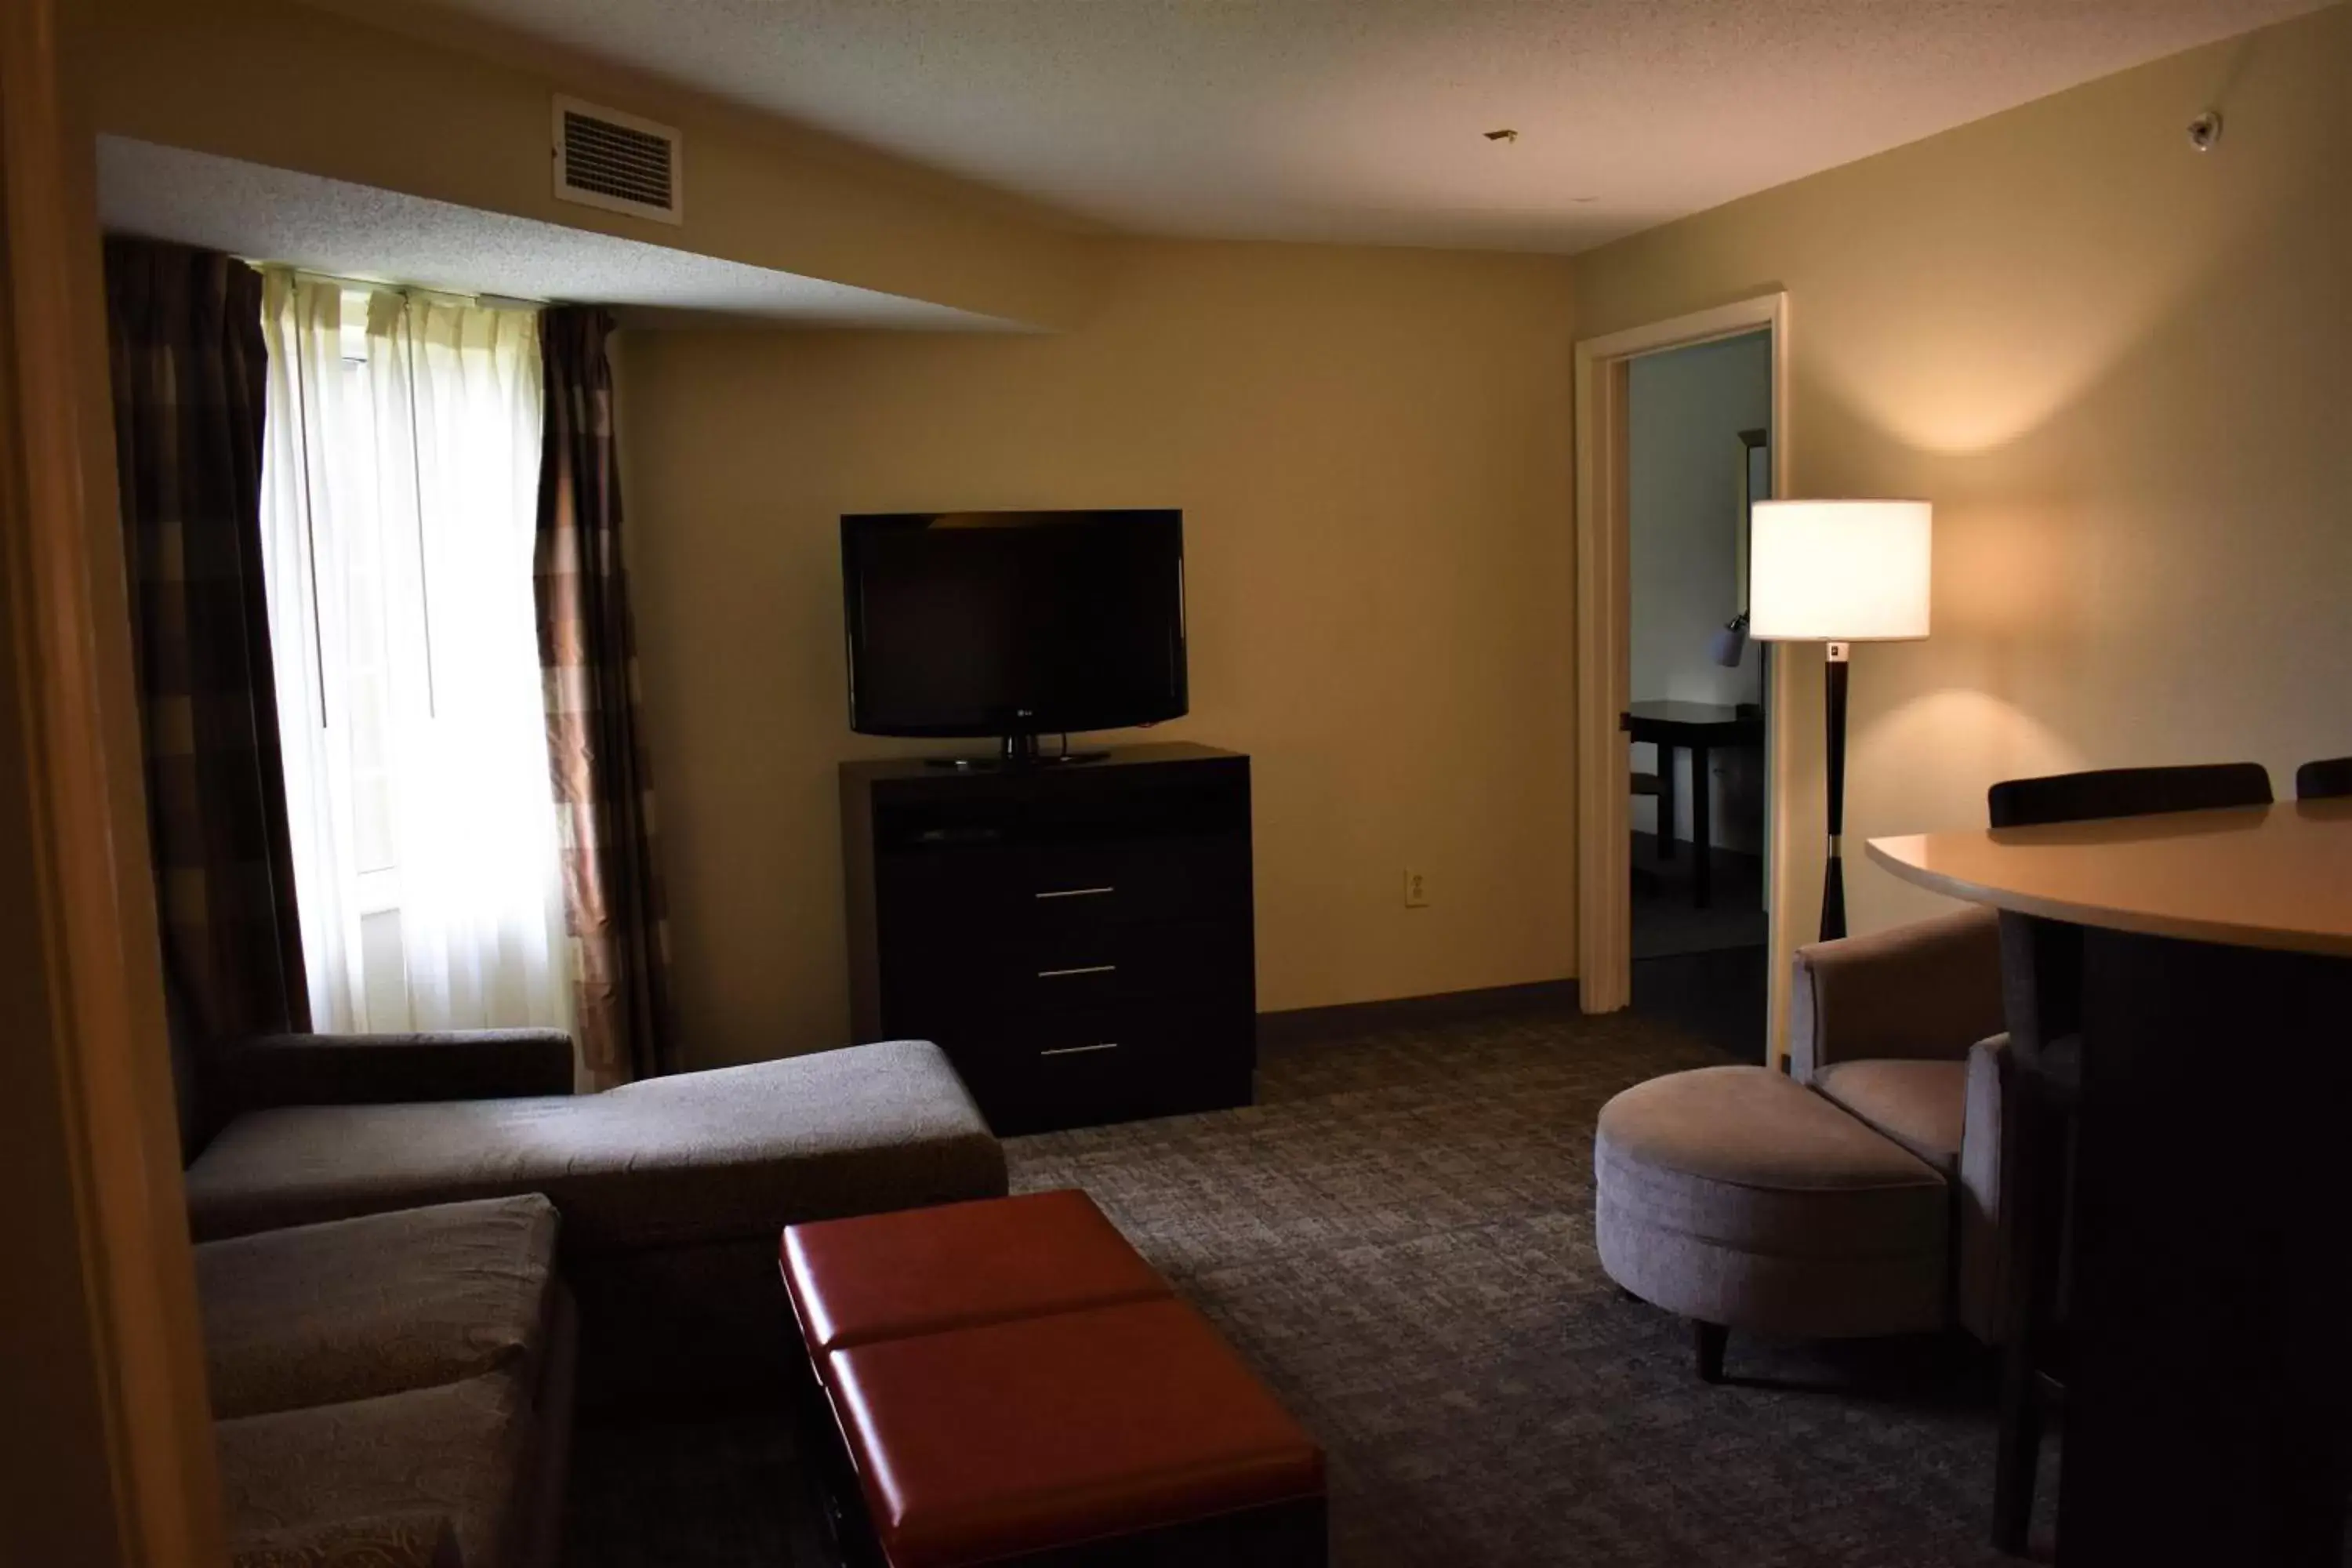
[2066,931,2352,1566]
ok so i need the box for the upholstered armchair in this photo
[1788,906,2012,1341]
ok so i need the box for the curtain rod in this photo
[251,260,548,312]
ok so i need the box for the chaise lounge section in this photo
[180,1029,1008,1564]
[180,1031,1008,1398]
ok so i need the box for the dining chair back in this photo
[2296,757,2352,801]
[1987,760,2274,831]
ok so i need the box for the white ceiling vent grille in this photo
[553,96,681,224]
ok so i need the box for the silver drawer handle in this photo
[1038,964,1117,979]
[1040,1042,1120,1058]
[1035,885,1115,900]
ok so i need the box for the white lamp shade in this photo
[1748,499,1933,642]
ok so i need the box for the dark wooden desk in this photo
[1621,701,1763,907]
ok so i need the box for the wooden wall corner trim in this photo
[0,0,227,1563]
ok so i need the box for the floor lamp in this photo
[1748,500,1933,941]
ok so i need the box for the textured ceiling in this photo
[96,137,1022,330]
[408,0,2323,252]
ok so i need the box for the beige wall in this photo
[1576,3,2352,944]
[86,0,1110,329]
[82,0,2350,1072]
[618,241,1579,1065]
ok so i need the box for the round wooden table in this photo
[1872,800,2352,1566]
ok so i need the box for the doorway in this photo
[1624,332,1771,1059]
[1572,293,1795,1065]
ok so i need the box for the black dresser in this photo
[841,744,1256,1135]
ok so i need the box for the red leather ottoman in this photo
[780,1190,1327,1567]
[782,1189,1172,1354]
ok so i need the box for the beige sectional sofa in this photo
[178,1028,1008,1566]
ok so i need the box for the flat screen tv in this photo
[842,509,1186,760]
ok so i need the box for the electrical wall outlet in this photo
[1403,868,1429,908]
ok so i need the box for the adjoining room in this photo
[1624,328,1773,1062]
[6,2,2350,1566]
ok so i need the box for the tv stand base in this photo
[924,734,1112,769]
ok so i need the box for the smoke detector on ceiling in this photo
[553,96,683,224]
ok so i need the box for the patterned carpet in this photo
[568,1004,2045,1566]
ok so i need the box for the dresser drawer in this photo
[880,835,1246,936]
[960,999,1254,1135]
[1025,840,1241,926]
[889,918,1247,1020]
[1023,919,1246,1007]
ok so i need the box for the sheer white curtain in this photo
[260,272,572,1040]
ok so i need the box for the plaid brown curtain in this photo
[103,237,310,1067]
[535,307,677,1084]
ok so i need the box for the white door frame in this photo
[1573,293,1795,1060]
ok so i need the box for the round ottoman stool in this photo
[1594,1064,1949,1382]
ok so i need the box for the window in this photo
[258,272,572,1040]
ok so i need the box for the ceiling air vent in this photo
[553,96,682,224]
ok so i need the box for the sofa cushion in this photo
[1813,1059,1969,1180]
[218,1373,531,1568]
[186,1040,1006,1250]
[196,1195,559,1420]
[229,1512,459,1568]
